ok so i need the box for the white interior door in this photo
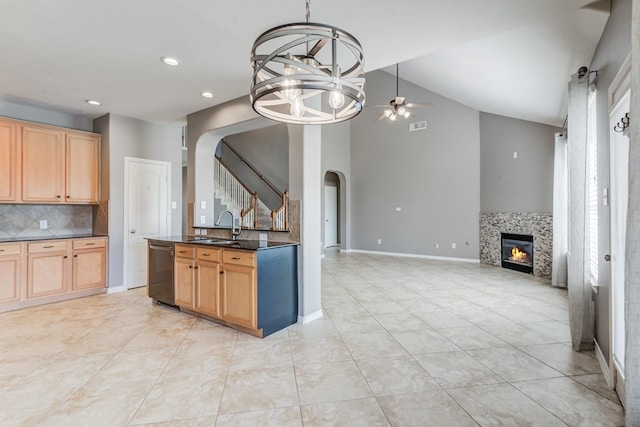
[324,186,338,247]
[610,88,629,404]
[124,158,170,289]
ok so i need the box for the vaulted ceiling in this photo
[0,0,609,126]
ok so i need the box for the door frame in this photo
[324,185,338,248]
[123,156,171,290]
[607,52,631,404]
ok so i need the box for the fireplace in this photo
[501,233,534,274]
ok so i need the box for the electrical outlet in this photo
[395,207,402,212]
[39,220,48,230]
[434,243,439,249]
[171,201,177,209]
[452,243,456,249]
[377,239,382,245]
[200,201,206,209]
[513,151,518,159]
[200,216,206,224]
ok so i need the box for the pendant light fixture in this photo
[250,0,366,124]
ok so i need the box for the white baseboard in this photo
[594,338,613,387]
[298,309,323,324]
[345,249,480,264]
[107,285,127,294]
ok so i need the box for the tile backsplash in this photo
[0,204,93,239]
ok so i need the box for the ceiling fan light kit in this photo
[249,0,366,124]
[372,63,432,122]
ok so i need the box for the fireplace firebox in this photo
[501,233,533,274]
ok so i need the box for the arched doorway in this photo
[323,171,341,249]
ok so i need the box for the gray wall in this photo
[222,123,289,210]
[480,112,558,213]
[0,99,93,131]
[350,70,480,259]
[589,0,632,364]
[321,121,351,250]
[93,114,183,288]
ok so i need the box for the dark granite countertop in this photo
[146,235,298,251]
[0,234,107,243]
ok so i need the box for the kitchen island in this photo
[147,236,298,337]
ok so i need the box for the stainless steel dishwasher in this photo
[147,240,176,307]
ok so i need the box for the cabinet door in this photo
[0,120,19,201]
[221,264,257,328]
[66,134,99,203]
[174,257,195,308]
[27,252,68,298]
[0,255,21,303]
[22,126,65,202]
[196,260,220,317]
[72,248,106,290]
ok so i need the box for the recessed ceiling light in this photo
[201,91,214,98]
[161,56,181,66]
[85,99,101,106]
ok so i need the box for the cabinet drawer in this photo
[223,250,256,267]
[73,238,106,249]
[196,247,221,262]
[174,244,195,259]
[0,243,21,256]
[28,240,68,253]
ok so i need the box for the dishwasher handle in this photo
[149,244,174,253]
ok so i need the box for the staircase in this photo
[214,146,288,231]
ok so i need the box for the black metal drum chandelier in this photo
[250,0,366,124]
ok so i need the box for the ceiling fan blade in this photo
[404,102,433,108]
[375,113,387,122]
[367,105,394,108]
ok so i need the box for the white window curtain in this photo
[566,70,596,351]
[552,132,568,288]
[625,1,639,423]
[587,89,599,288]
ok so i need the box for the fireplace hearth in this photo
[501,233,533,274]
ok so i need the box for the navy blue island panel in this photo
[257,245,298,337]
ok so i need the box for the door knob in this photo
[130,229,136,234]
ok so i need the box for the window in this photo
[587,88,598,287]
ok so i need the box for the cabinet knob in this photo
[232,257,240,260]
[56,195,61,198]
[203,253,210,256]
[64,255,68,259]
[220,271,224,275]
[194,266,199,269]
[74,254,78,258]
[189,265,193,269]
[66,195,70,198]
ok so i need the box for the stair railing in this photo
[214,157,258,229]
[271,191,289,231]
[221,139,284,199]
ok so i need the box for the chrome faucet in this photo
[215,209,241,240]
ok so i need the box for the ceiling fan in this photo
[370,63,433,122]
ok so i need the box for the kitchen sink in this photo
[192,239,239,245]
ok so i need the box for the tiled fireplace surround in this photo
[479,212,552,279]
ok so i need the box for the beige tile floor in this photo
[0,250,625,426]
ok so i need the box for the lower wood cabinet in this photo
[27,241,69,298]
[174,245,221,317]
[0,244,22,303]
[171,243,297,337]
[221,251,257,329]
[72,238,107,290]
[1,236,108,313]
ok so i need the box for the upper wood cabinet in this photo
[2,118,101,204]
[0,119,20,201]
[22,126,65,202]
[66,133,99,203]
